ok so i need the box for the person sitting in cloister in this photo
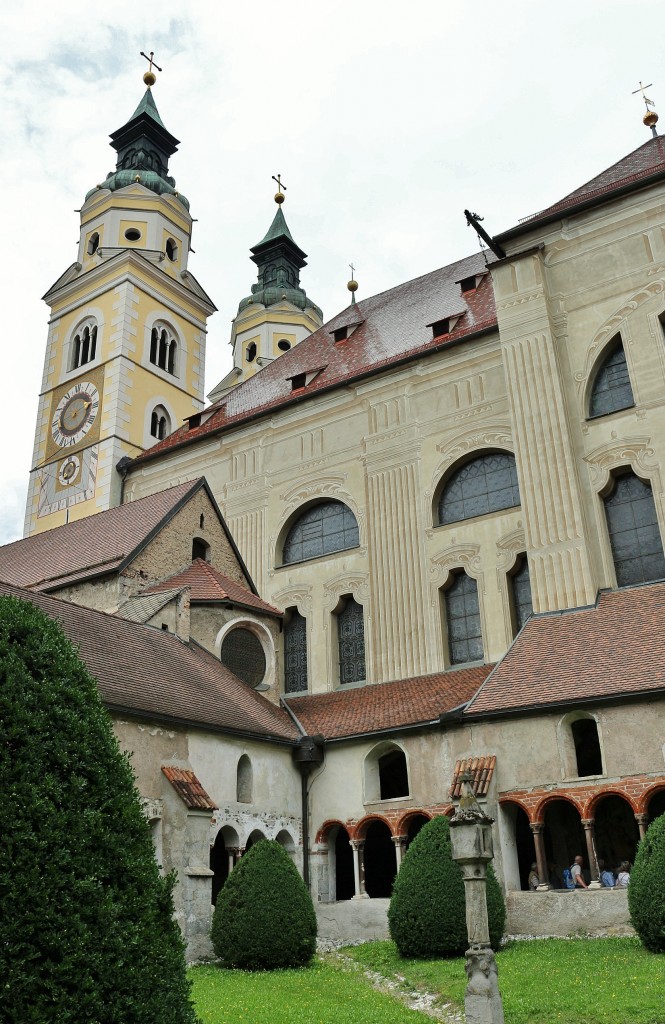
[598,860,615,887]
[615,862,631,888]
[571,855,588,889]
[528,863,540,890]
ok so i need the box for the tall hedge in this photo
[388,814,506,958]
[211,839,316,969]
[628,813,665,953]
[0,595,199,1024]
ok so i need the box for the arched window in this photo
[508,554,533,636]
[284,607,308,694]
[571,718,603,777]
[603,471,665,586]
[150,322,178,375]
[71,320,98,370]
[165,237,178,262]
[437,452,520,525]
[150,405,170,441]
[221,627,267,688]
[246,341,257,363]
[282,500,359,565]
[236,755,253,803]
[87,231,100,255]
[336,596,365,685]
[589,338,634,418]
[192,538,210,561]
[443,571,483,665]
[364,742,409,802]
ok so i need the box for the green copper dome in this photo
[237,207,322,319]
[85,89,189,209]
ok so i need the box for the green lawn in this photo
[345,938,665,1024]
[190,938,665,1024]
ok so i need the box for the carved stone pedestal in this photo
[464,945,505,1024]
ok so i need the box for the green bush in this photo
[388,814,505,958]
[629,812,665,953]
[0,595,199,1024]
[211,838,317,969]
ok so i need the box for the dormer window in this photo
[460,275,477,293]
[188,413,202,429]
[288,367,325,391]
[333,327,348,342]
[431,318,450,338]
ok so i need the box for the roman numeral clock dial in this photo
[51,382,100,448]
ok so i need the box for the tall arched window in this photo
[509,554,533,636]
[284,608,308,694]
[150,405,170,441]
[150,322,178,375]
[571,718,603,777]
[282,500,359,565]
[336,596,365,685]
[236,755,253,803]
[71,319,98,370]
[192,538,210,561]
[588,338,634,418]
[437,452,520,525]
[443,571,483,665]
[603,471,665,586]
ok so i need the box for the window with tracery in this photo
[336,596,365,685]
[220,627,266,688]
[589,339,634,418]
[71,320,98,370]
[437,452,520,525]
[282,500,359,565]
[284,608,308,694]
[149,323,178,375]
[603,471,665,586]
[150,405,170,441]
[509,555,533,636]
[443,571,483,665]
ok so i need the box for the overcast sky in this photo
[2,0,663,543]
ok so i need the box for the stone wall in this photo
[506,889,633,938]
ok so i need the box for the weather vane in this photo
[272,174,287,205]
[632,80,659,136]
[140,50,163,88]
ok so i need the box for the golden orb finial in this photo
[272,173,287,205]
[140,50,162,89]
[347,263,358,303]
[644,110,659,129]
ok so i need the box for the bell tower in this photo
[25,70,216,536]
[208,181,322,401]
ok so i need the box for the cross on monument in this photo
[140,50,163,75]
[632,80,655,110]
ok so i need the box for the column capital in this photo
[581,818,595,828]
[392,835,407,845]
[635,813,649,823]
[529,821,544,834]
[350,839,365,852]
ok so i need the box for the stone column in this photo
[393,835,406,871]
[227,847,238,876]
[581,819,599,881]
[350,840,368,899]
[529,822,549,889]
[635,813,649,839]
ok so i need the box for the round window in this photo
[277,339,291,352]
[124,227,141,241]
[246,342,257,363]
[220,628,266,687]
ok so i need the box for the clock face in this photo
[51,382,100,448]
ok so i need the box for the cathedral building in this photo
[5,75,665,957]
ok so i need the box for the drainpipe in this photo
[292,735,325,889]
[116,455,132,506]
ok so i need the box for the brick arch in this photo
[395,808,433,837]
[499,796,534,821]
[354,813,395,841]
[584,788,639,819]
[534,791,584,824]
[641,781,665,816]
[315,818,350,845]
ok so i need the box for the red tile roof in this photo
[143,559,282,617]
[161,766,217,810]
[498,135,665,240]
[0,480,202,591]
[287,666,492,740]
[465,582,665,717]
[449,755,496,799]
[132,250,498,464]
[0,582,298,742]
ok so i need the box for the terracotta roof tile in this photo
[161,766,217,810]
[465,582,665,717]
[0,480,201,591]
[449,755,496,799]
[143,559,282,617]
[287,666,492,740]
[0,582,298,742]
[133,250,498,463]
[498,135,665,239]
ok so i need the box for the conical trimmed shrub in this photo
[628,812,665,952]
[388,814,505,958]
[0,595,199,1024]
[211,839,316,969]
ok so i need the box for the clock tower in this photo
[24,76,215,537]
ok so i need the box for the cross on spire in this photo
[140,50,163,75]
[632,80,659,137]
[272,174,287,205]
